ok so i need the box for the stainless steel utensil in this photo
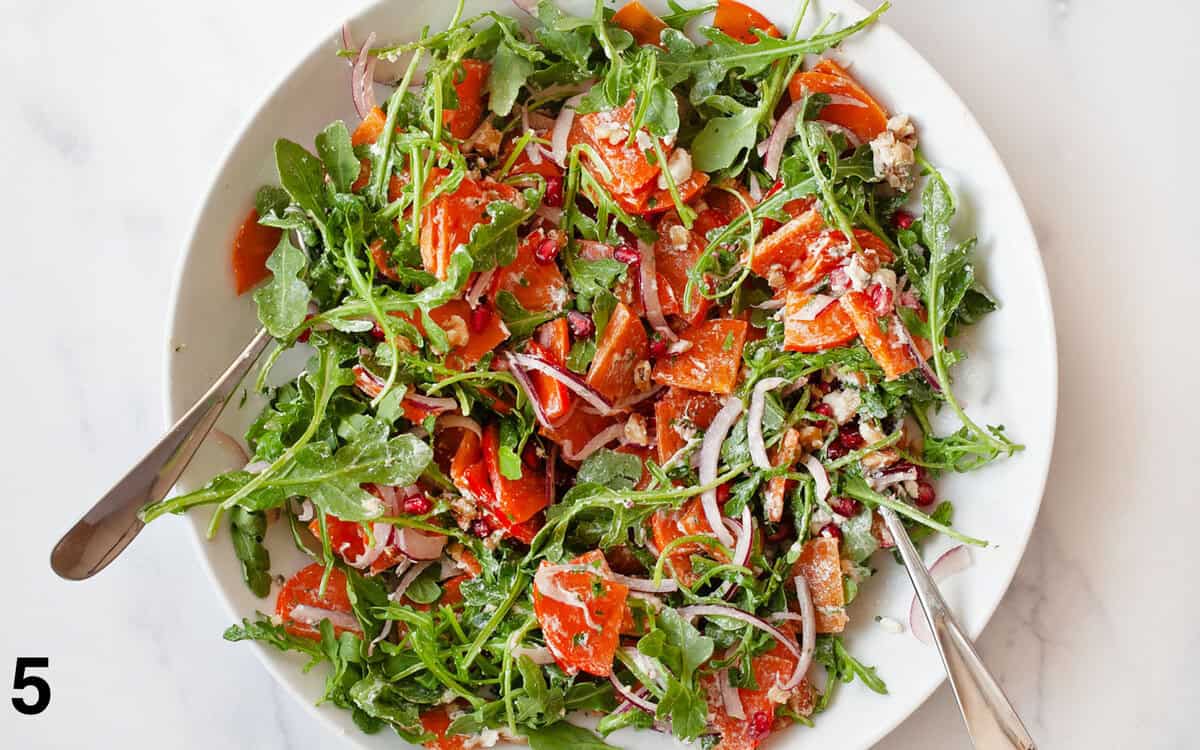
[50,328,272,580]
[880,506,1036,749]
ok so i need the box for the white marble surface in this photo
[2,0,1197,747]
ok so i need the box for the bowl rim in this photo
[160,1,1058,747]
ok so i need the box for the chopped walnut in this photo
[624,414,650,446]
[633,359,653,391]
[870,113,918,191]
[463,119,503,157]
[861,448,900,471]
[797,425,824,451]
[443,315,469,348]
[668,223,690,248]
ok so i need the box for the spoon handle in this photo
[50,328,272,580]
[880,507,1036,750]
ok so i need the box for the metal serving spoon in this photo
[879,506,1036,749]
[50,328,272,580]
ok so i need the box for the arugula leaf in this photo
[224,615,322,662]
[275,138,328,218]
[315,121,361,193]
[660,0,716,30]
[489,41,536,116]
[464,200,529,271]
[564,250,626,313]
[576,449,642,490]
[229,507,271,597]
[276,420,433,521]
[691,104,760,173]
[255,185,291,218]
[526,722,617,750]
[253,234,311,338]
[566,339,596,373]
[495,291,559,339]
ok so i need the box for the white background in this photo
[2,0,1197,747]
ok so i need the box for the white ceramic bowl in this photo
[163,1,1057,747]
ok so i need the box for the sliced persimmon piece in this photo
[482,423,551,526]
[586,301,649,403]
[232,209,283,295]
[613,172,711,217]
[793,536,847,633]
[572,97,661,196]
[420,173,519,280]
[655,212,712,325]
[416,299,509,371]
[653,387,724,463]
[839,290,926,380]
[275,564,359,641]
[783,291,858,352]
[763,427,802,521]
[652,318,748,395]
[713,0,781,43]
[650,499,723,586]
[532,551,629,676]
[612,0,669,47]
[788,60,890,143]
[529,320,573,422]
[539,408,620,461]
[745,204,823,282]
[444,59,490,140]
[492,230,569,312]
[419,706,469,750]
[351,106,387,146]
[789,227,894,289]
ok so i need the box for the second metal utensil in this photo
[50,328,272,580]
[880,507,1036,749]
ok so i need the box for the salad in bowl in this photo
[143,0,1022,748]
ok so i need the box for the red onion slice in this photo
[295,498,315,522]
[638,239,676,342]
[534,204,563,224]
[815,120,863,148]
[892,315,942,391]
[717,669,745,720]
[405,392,458,413]
[394,527,447,561]
[437,414,482,439]
[787,575,817,689]
[748,377,789,470]
[793,294,836,321]
[511,0,539,14]
[732,505,753,568]
[390,559,434,602]
[699,397,743,549]
[551,93,584,166]
[748,172,763,203]
[351,32,378,119]
[465,268,495,309]
[514,645,557,665]
[348,522,393,569]
[910,545,971,645]
[287,605,361,633]
[508,352,616,415]
[341,24,355,54]
[678,605,801,672]
[610,673,658,713]
[613,384,664,411]
[763,99,805,178]
[802,455,830,503]
[869,467,917,491]
[612,573,679,593]
[562,423,625,463]
[367,618,394,656]
[211,429,249,467]
[505,352,555,429]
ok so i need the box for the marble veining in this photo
[2,0,1196,748]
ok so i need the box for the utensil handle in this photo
[50,328,272,580]
[880,508,1036,750]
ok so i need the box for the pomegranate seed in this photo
[829,496,861,517]
[825,441,848,460]
[716,483,731,504]
[898,289,922,310]
[403,494,432,514]
[613,243,640,266]
[544,176,563,207]
[567,310,595,338]
[534,238,560,265]
[915,481,937,507]
[649,339,668,359]
[811,402,835,420]
[818,522,843,541]
[471,518,492,538]
[838,425,865,449]
[895,210,914,230]
[370,322,387,341]
[470,305,492,334]
[868,282,894,316]
[749,711,772,741]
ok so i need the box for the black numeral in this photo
[12,657,50,715]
